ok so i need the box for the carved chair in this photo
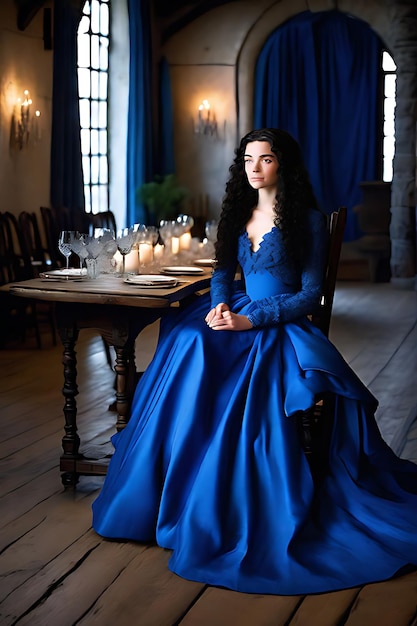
[18,211,52,275]
[0,212,41,347]
[300,206,347,480]
[87,210,117,235]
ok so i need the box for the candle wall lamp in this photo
[10,89,41,150]
[195,99,218,138]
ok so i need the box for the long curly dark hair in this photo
[215,128,322,267]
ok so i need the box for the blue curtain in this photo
[254,11,383,240]
[126,0,154,226]
[158,57,175,176]
[50,0,85,220]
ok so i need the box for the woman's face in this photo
[244,141,279,192]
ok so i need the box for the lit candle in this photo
[124,245,139,273]
[113,250,123,273]
[34,110,41,141]
[171,237,180,255]
[179,232,192,251]
[154,243,164,260]
[139,242,153,267]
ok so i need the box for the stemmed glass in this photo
[96,229,117,259]
[205,220,218,244]
[177,214,194,232]
[58,230,74,270]
[204,220,218,257]
[159,220,174,257]
[146,225,159,246]
[116,227,136,275]
[69,232,89,270]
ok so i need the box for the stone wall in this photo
[386,0,417,286]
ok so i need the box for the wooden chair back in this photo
[18,211,51,275]
[87,210,117,236]
[311,206,347,337]
[40,206,62,267]
[0,212,30,284]
[300,206,347,481]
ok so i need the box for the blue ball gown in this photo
[92,209,417,595]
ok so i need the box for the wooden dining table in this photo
[7,270,211,486]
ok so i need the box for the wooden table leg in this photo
[114,344,136,431]
[58,324,81,487]
[54,304,162,485]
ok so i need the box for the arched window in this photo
[382,51,396,182]
[77,0,110,214]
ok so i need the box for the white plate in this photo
[124,274,178,288]
[40,268,87,279]
[162,266,205,275]
[193,258,215,267]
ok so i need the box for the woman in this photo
[93,129,417,595]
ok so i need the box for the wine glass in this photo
[159,220,175,258]
[96,229,117,258]
[205,220,218,243]
[177,214,194,232]
[69,232,89,270]
[116,227,136,275]
[147,226,159,245]
[133,224,150,245]
[58,230,74,270]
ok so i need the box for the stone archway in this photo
[236,0,417,287]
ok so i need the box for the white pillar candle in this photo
[171,237,180,255]
[154,243,164,260]
[139,242,153,266]
[124,245,139,273]
[179,232,192,251]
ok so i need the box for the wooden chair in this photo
[40,206,62,267]
[18,211,52,275]
[299,206,347,480]
[40,205,88,267]
[311,206,347,336]
[0,212,30,283]
[0,212,40,347]
[0,211,57,348]
[18,211,57,346]
[87,210,117,236]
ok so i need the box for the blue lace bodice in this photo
[210,208,327,327]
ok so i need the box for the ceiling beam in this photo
[15,0,46,30]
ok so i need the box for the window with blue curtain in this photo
[254,10,384,240]
[50,0,85,219]
[125,13,175,227]
[126,0,154,226]
[78,0,110,215]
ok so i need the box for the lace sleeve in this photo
[210,262,237,308]
[244,210,328,327]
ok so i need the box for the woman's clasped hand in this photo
[205,302,253,331]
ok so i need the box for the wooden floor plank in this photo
[0,532,103,624]
[344,572,417,626]
[76,546,204,626]
[179,587,301,626]
[8,538,146,626]
[290,588,360,625]
[0,490,98,602]
[369,321,417,449]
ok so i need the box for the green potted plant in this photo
[137,174,189,223]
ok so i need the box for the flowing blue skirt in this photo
[92,290,417,595]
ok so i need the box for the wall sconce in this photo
[10,89,41,150]
[195,99,218,137]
